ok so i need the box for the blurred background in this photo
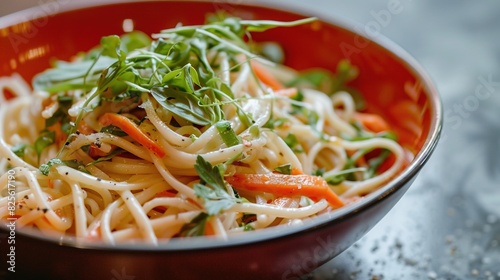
[1,1,499,279]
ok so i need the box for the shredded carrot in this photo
[155,190,177,198]
[226,173,344,208]
[153,191,178,212]
[77,120,94,135]
[99,113,165,158]
[353,112,390,133]
[290,167,304,175]
[47,122,67,145]
[347,150,368,167]
[205,219,215,236]
[251,60,284,91]
[88,143,109,158]
[378,148,413,174]
[274,87,298,98]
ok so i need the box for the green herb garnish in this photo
[274,164,292,175]
[193,155,239,215]
[283,133,303,153]
[34,130,55,158]
[11,143,28,158]
[215,120,240,147]
[178,212,209,237]
[39,158,63,176]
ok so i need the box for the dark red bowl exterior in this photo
[0,1,441,279]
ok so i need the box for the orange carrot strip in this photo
[99,113,165,158]
[47,179,54,189]
[152,191,177,212]
[205,219,215,236]
[226,173,344,208]
[88,144,109,158]
[274,88,298,98]
[47,122,67,145]
[251,61,284,91]
[155,190,177,198]
[77,119,95,135]
[347,150,368,167]
[353,112,391,133]
[290,167,304,175]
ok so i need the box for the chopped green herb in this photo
[56,95,74,104]
[100,125,128,136]
[194,155,239,215]
[39,158,63,176]
[178,212,209,237]
[34,130,55,158]
[325,174,347,185]
[312,168,325,177]
[63,159,90,174]
[264,117,289,129]
[243,223,255,231]
[324,167,366,185]
[11,143,28,158]
[274,164,292,175]
[86,148,126,167]
[283,133,303,153]
[215,120,240,147]
[366,149,391,179]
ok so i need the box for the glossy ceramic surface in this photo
[0,1,441,279]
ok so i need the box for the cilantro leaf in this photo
[194,155,226,191]
[194,184,236,215]
[194,155,238,215]
[178,212,209,237]
[39,158,63,176]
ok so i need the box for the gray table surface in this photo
[1,1,499,279]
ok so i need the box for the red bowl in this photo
[0,1,441,279]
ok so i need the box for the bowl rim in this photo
[0,0,442,251]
